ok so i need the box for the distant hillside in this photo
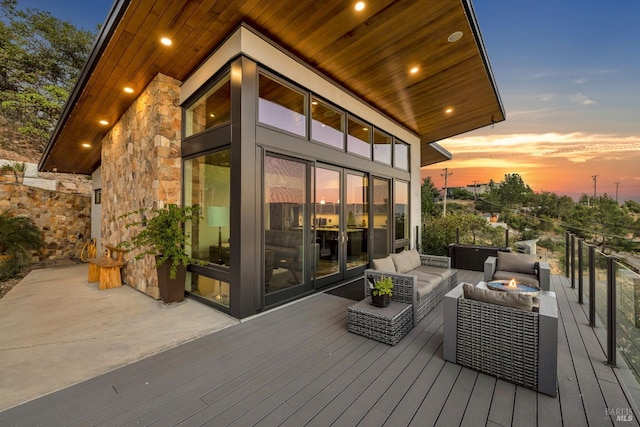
[0,116,45,164]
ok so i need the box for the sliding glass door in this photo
[314,165,368,286]
[264,154,312,306]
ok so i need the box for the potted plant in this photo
[369,275,393,307]
[119,203,204,303]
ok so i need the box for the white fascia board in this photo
[181,26,420,146]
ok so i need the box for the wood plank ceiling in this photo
[40,0,504,174]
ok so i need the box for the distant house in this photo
[39,0,504,318]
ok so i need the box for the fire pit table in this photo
[486,279,541,297]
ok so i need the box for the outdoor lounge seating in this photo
[484,251,551,291]
[366,249,457,324]
[443,282,558,396]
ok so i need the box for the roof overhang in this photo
[39,0,504,174]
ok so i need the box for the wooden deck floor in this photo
[2,271,640,426]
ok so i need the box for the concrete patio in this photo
[0,263,237,411]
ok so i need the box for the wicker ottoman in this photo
[348,299,413,345]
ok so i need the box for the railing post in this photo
[578,238,584,304]
[589,245,596,327]
[607,255,617,366]
[456,227,460,244]
[570,234,576,288]
[565,232,571,278]
[505,228,509,248]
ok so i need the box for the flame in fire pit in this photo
[508,278,517,288]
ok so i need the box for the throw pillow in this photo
[406,249,422,270]
[462,283,533,311]
[371,256,396,272]
[497,251,536,275]
[391,251,414,274]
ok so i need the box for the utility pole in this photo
[441,168,453,216]
[614,181,620,204]
[473,180,478,202]
[592,175,599,200]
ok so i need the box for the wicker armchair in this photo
[443,283,558,396]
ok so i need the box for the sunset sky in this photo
[423,1,640,203]
[18,0,640,202]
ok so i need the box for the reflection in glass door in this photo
[264,155,310,305]
[315,167,340,281]
[345,172,368,274]
[314,166,368,286]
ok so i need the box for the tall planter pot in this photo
[155,256,187,303]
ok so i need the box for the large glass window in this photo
[372,177,390,258]
[311,97,344,149]
[187,273,230,308]
[184,149,231,269]
[347,117,372,158]
[373,129,392,165]
[394,140,409,170]
[258,74,306,137]
[185,74,231,138]
[395,180,409,242]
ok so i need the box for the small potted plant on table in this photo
[369,276,393,307]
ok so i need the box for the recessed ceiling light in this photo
[160,37,172,46]
[311,101,318,105]
[99,120,109,125]
[355,2,365,11]
[410,66,419,74]
[448,31,463,43]
[123,86,134,93]
[209,113,215,118]
[363,127,369,131]
[81,143,91,148]
[445,108,454,114]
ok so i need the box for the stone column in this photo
[101,73,182,299]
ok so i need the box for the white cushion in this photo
[371,256,396,272]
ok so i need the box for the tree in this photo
[422,213,504,255]
[0,0,96,147]
[420,177,441,221]
[450,187,474,200]
[623,200,640,214]
[497,173,532,208]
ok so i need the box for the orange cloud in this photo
[422,132,640,202]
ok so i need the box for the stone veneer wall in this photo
[101,74,182,299]
[0,182,91,260]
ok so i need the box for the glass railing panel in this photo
[615,261,640,382]
[580,243,590,300]
[593,250,609,328]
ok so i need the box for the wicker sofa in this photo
[443,282,558,396]
[366,249,457,324]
